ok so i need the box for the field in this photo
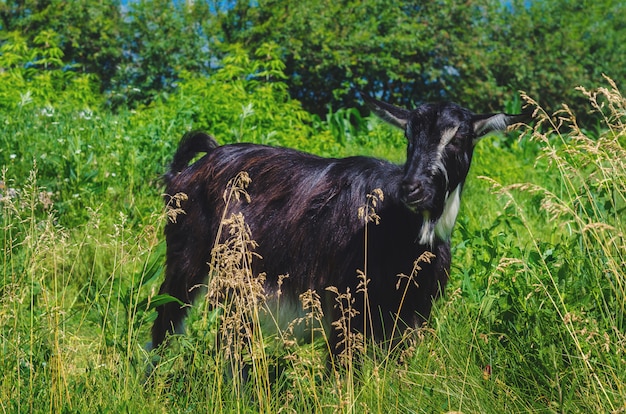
[1,49,625,412]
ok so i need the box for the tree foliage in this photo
[0,29,100,109]
[212,0,626,119]
[108,0,213,107]
[0,0,125,88]
[480,0,626,117]
[1,0,624,120]
[132,42,337,153]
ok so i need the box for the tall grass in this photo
[0,166,164,412]
[455,77,625,412]
[491,77,625,410]
[1,79,625,412]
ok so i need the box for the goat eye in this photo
[449,135,463,146]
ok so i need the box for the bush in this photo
[0,30,101,111]
[132,43,341,157]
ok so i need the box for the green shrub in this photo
[0,30,101,111]
[132,43,341,157]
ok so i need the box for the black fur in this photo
[151,98,525,355]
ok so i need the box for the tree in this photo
[211,0,509,114]
[483,0,626,118]
[108,0,213,107]
[0,0,125,90]
[0,0,214,107]
[2,0,623,120]
[212,0,626,122]
[0,29,101,109]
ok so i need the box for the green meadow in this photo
[1,2,625,412]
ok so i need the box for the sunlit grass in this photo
[1,79,625,412]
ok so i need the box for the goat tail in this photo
[166,131,219,183]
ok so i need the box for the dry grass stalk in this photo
[485,78,625,402]
[163,192,188,223]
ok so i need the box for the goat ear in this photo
[361,93,410,130]
[472,112,529,141]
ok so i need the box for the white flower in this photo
[79,109,93,120]
[41,106,55,117]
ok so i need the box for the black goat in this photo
[151,95,525,355]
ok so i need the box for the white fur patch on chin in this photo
[419,184,462,247]
[435,184,462,241]
[419,210,435,247]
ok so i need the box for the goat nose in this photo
[402,180,422,198]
